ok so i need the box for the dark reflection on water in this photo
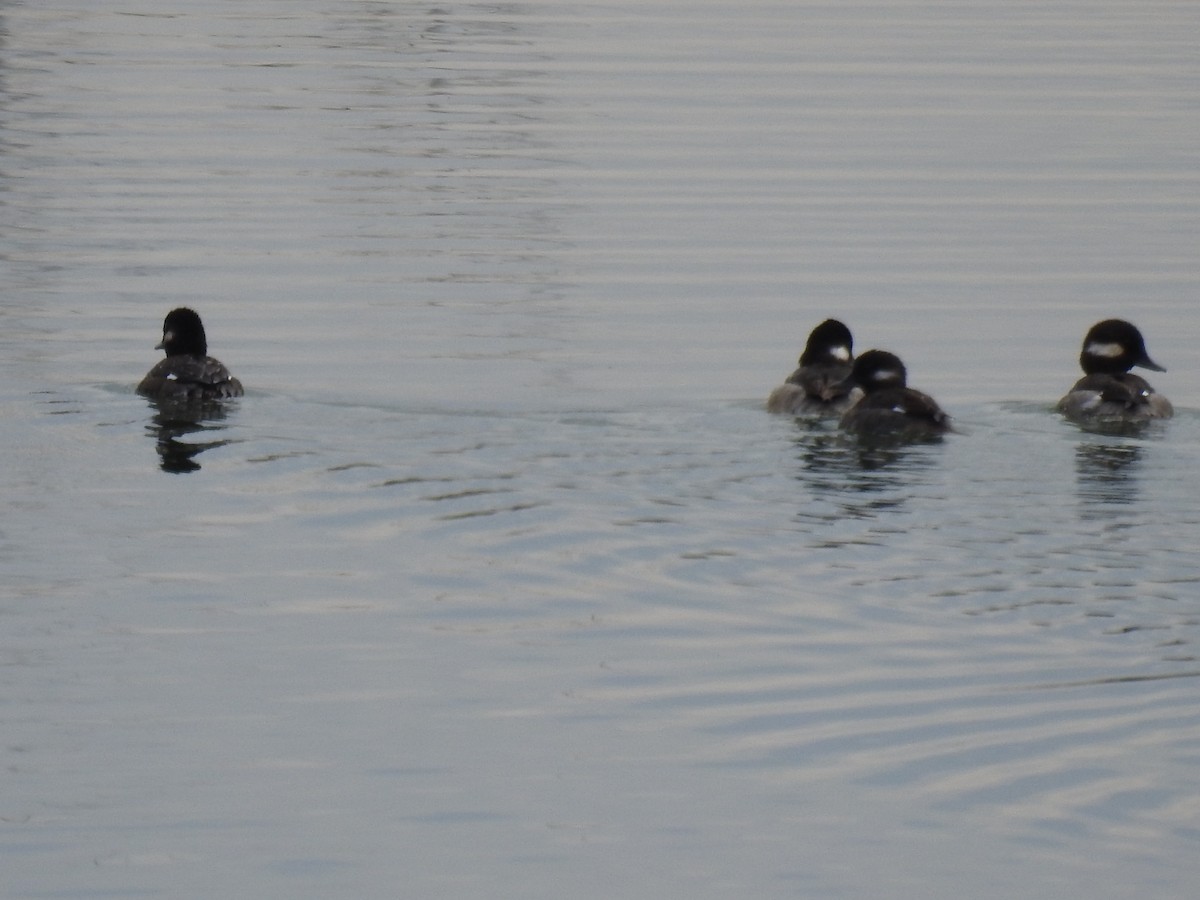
[144,399,237,474]
[1074,439,1142,510]
[787,423,941,521]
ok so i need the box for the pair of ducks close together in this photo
[766,317,1172,437]
[136,308,1173,437]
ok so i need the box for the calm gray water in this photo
[3,2,1200,898]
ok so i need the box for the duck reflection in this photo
[1074,440,1141,510]
[789,425,937,519]
[144,398,236,473]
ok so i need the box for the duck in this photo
[766,318,860,415]
[1057,319,1172,425]
[838,349,951,439]
[137,308,243,401]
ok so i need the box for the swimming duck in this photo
[838,349,950,439]
[1057,319,1171,425]
[137,307,243,401]
[767,318,860,415]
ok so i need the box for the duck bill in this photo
[154,330,173,351]
[1139,355,1166,373]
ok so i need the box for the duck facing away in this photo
[766,318,860,415]
[137,308,243,401]
[838,349,951,440]
[1057,319,1172,426]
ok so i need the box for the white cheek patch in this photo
[830,345,850,362]
[1085,341,1124,358]
[873,369,901,383]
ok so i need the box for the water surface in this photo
[2,2,1199,898]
